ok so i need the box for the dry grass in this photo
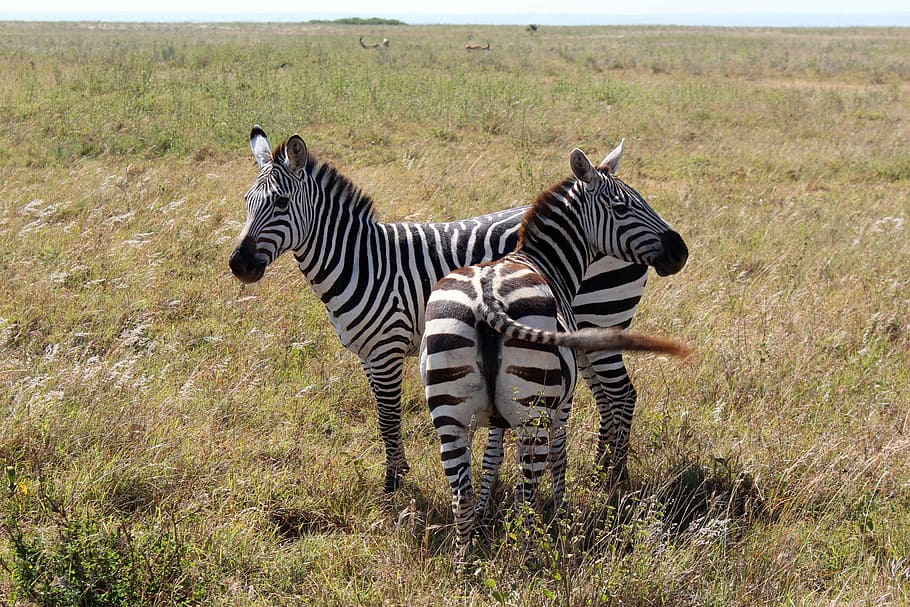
[0,21,908,606]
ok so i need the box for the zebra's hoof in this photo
[383,465,411,493]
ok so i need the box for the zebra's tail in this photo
[478,288,691,358]
[532,325,692,357]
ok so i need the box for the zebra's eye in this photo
[273,195,290,210]
[612,196,628,212]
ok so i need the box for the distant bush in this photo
[309,17,407,25]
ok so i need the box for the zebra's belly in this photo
[328,294,420,358]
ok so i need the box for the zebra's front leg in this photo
[580,351,636,485]
[604,382,636,485]
[477,425,507,522]
[362,356,409,492]
[600,362,636,486]
[577,353,618,466]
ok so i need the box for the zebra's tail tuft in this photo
[551,326,692,357]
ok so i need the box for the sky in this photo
[3,0,910,25]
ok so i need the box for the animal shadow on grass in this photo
[441,451,767,564]
[297,448,767,564]
[264,482,455,550]
[266,503,355,542]
[574,453,767,557]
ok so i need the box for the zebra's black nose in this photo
[653,230,688,277]
[229,237,267,283]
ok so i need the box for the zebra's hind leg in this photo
[548,424,569,513]
[362,355,410,492]
[477,425,507,522]
[440,431,477,567]
[511,422,550,564]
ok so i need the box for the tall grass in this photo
[1,21,908,605]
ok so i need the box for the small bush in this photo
[2,489,204,607]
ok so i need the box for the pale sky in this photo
[3,0,909,26]
[5,0,910,15]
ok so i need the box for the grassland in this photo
[0,21,908,606]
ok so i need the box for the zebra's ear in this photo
[286,135,308,174]
[570,148,597,184]
[598,138,625,174]
[250,125,272,168]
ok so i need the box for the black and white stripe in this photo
[419,146,689,563]
[229,127,687,492]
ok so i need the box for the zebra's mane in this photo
[516,175,577,248]
[274,139,379,223]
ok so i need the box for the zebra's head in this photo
[229,126,310,284]
[567,141,687,276]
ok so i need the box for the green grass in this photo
[1,21,909,605]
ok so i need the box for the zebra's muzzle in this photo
[229,238,268,283]
[652,230,688,277]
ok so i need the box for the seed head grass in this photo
[1,21,908,605]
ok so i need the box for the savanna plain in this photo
[0,21,909,606]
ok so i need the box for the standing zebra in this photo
[229,127,688,492]
[420,146,690,563]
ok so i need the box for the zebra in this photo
[228,126,688,492]
[419,146,690,563]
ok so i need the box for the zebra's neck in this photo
[292,157,383,304]
[514,180,590,316]
[514,245,587,320]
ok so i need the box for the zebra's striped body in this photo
[420,146,689,562]
[229,127,687,492]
